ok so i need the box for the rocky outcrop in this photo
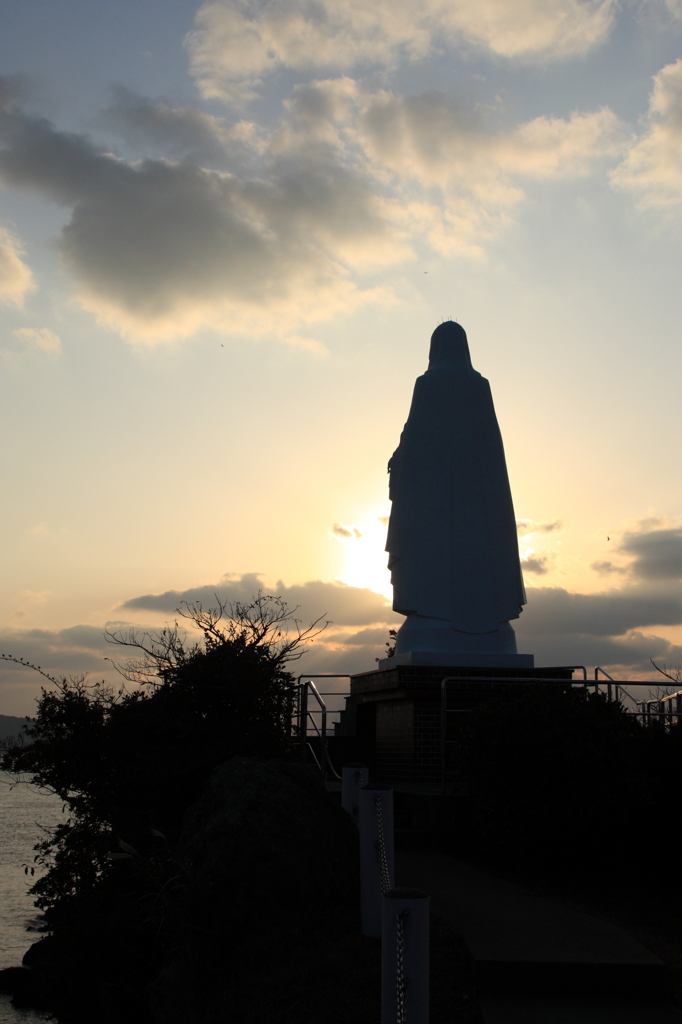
[147,756,360,1023]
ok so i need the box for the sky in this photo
[0,0,680,716]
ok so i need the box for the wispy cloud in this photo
[0,63,631,343]
[332,522,363,538]
[119,572,393,626]
[612,58,682,210]
[0,227,34,306]
[12,327,62,353]
[186,0,616,105]
[517,519,563,535]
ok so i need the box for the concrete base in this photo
[378,651,535,670]
[395,850,675,1020]
[479,995,682,1023]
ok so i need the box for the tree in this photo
[449,682,682,891]
[1,595,327,919]
[650,657,682,686]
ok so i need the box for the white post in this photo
[359,787,394,938]
[382,888,430,1024]
[341,762,369,827]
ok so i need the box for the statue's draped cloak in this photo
[386,337,526,634]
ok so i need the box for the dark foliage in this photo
[2,596,322,919]
[449,684,682,892]
[0,596,333,1023]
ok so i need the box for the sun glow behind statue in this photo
[332,509,393,600]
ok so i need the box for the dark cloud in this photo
[520,583,681,637]
[514,625,682,677]
[4,573,682,716]
[592,560,627,576]
[0,74,29,108]
[332,522,363,538]
[619,527,682,581]
[120,571,682,679]
[521,555,549,575]
[101,86,230,165]
[0,89,399,339]
[120,572,395,627]
[326,626,392,646]
[1,623,118,673]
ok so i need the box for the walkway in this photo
[395,849,682,1024]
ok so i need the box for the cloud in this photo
[619,527,682,580]
[513,582,682,675]
[521,555,549,575]
[519,583,681,637]
[332,522,363,538]
[3,571,682,715]
[517,519,562,535]
[0,226,34,306]
[358,91,620,185]
[186,0,615,104]
[119,572,395,627]
[0,85,398,342]
[591,560,627,576]
[611,58,682,209]
[345,84,622,254]
[0,624,116,681]
[100,86,233,165]
[12,327,62,353]
[0,74,624,341]
[514,624,682,678]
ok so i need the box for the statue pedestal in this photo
[334,661,573,790]
[378,650,534,670]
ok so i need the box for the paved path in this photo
[395,849,682,1024]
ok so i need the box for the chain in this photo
[375,793,392,894]
[396,910,408,1024]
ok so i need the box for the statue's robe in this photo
[385,322,526,635]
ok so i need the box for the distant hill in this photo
[0,714,30,741]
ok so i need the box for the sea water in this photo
[0,770,64,1024]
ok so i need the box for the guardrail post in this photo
[382,887,430,1024]
[298,682,308,761]
[341,763,368,827]
[359,787,394,938]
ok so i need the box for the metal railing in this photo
[439,666,682,793]
[295,675,352,780]
[592,667,682,726]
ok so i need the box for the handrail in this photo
[296,678,345,781]
[306,742,322,772]
[594,667,682,713]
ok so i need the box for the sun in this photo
[333,507,393,599]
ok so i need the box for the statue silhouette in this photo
[386,321,526,658]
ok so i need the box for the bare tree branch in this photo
[104,591,329,685]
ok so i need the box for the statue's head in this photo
[428,321,472,370]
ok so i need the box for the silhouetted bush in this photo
[0,597,335,1023]
[450,684,682,890]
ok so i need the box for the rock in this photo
[176,756,359,947]
[147,757,360,1023]
[0,966,32,996]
